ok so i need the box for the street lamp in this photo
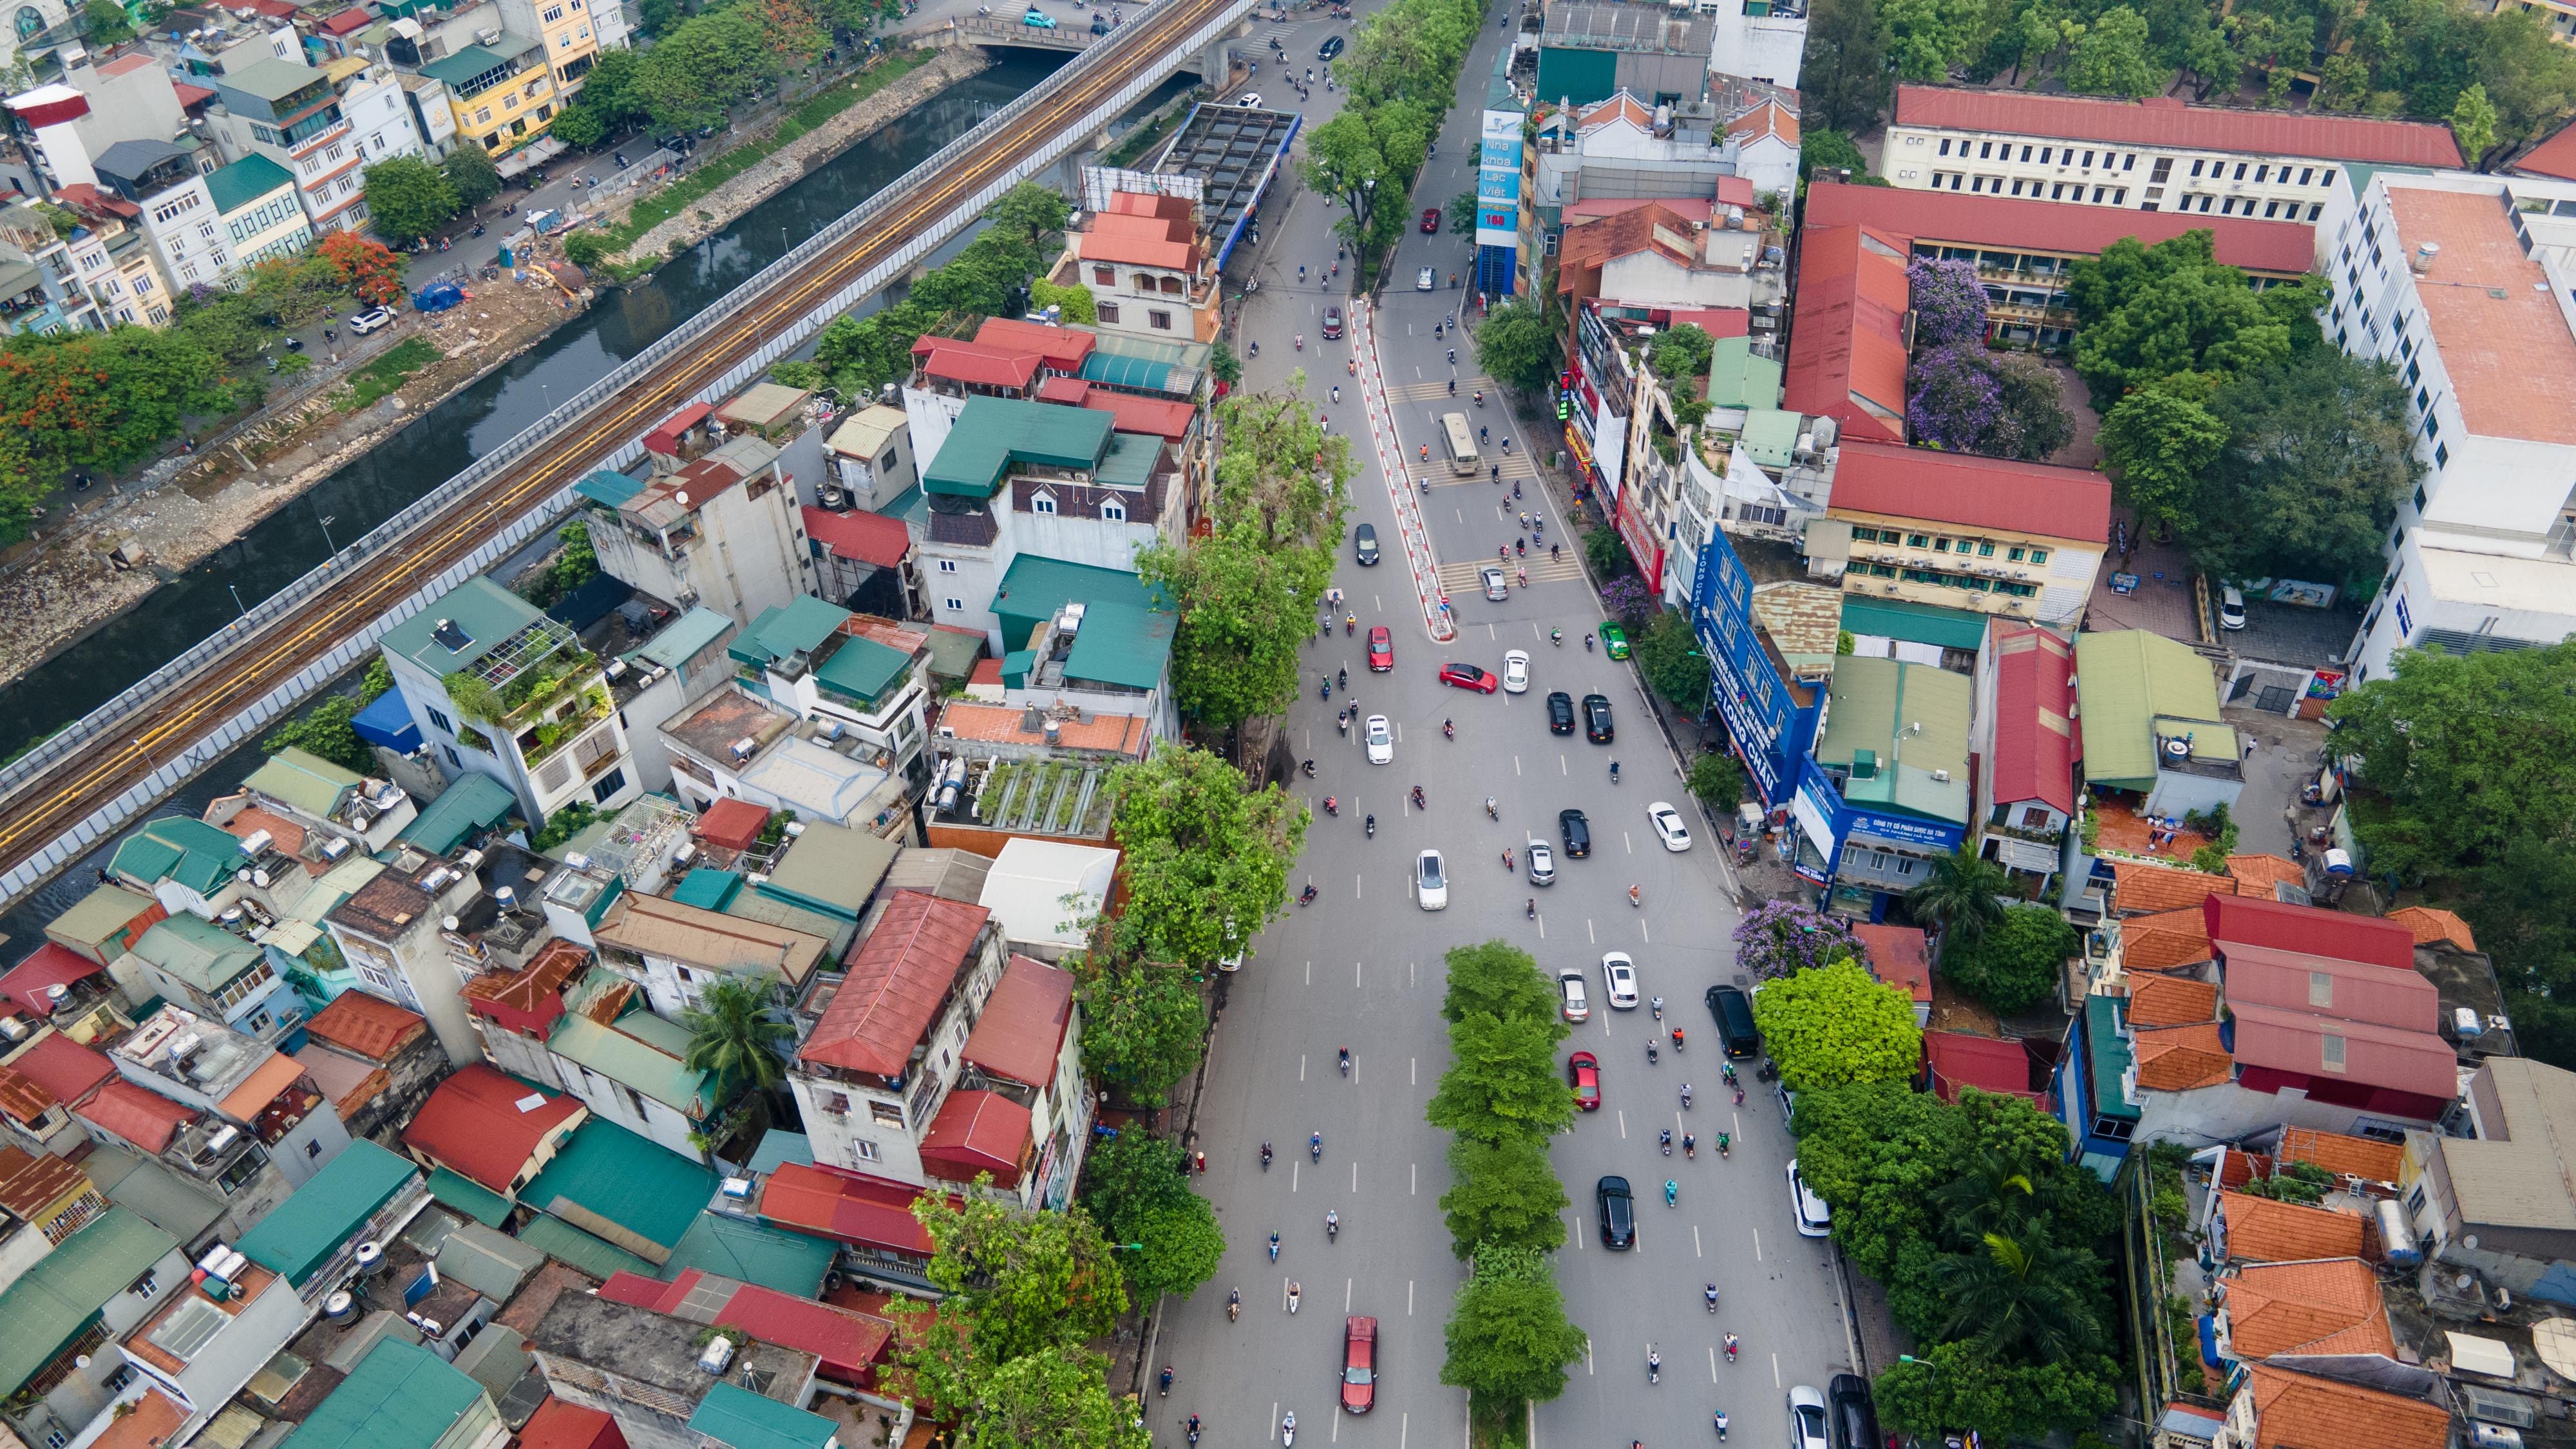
[317,512,339,556]
[228,583,247,619]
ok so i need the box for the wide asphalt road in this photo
[1150,15,1868,1449]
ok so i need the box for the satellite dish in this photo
[2532,1318,2576,1381]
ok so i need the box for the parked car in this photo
[1788,1160,1832,1237]
[1707,984,1759,1058]
[1790,1387,1831,1449]
[1421,206,1442,232]
[1582,692,1614,743]
[1526,838,1555,885]
[1342,1316,1378,1413]
[1323,304,1345,339]
[1827,1376,1883,1449]
[1367,625,1393,672]
[1567,1049,1600,1110]
[1353,521,1379,565]
[1558,968,1589,1022]
[1365,714,1392,764]
[1546,690,1575,734]
[1559,808,1591,858]
[1647,801,1692,852]
[1416,849,1448,909]
[1598,620,1630,659]
[1597,1175,1634,1249]
[1502,650,1530,693]
[347,307,394,336]
[1601,952,1638,1009]
[2220,584,2248,630]
[1438,662,1499,694]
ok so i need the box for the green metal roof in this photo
[1838,596,1990,652]
[216,56,328,103]
[757,820,897,921]
[281,1340,490,1449]
[882,486,927,530]
[922,397,1112,498]
[659,1212,835,1296]
[2073,630,2229,790]
[1061,599,1176,690]
[812,634,910,704]
[1705,338,1783,410]
[238,1141,420,1286]
[247,747,361,820]
[426,1165,511,1228]
[398,773,520,855]
[203,154,296,214]
[1078,351,1174,391]
[730,595,851,668]
[921,624,983,680]
[513,1211,659,1280]
[382,578,545,677]
[574,469,645,508]
[1736,408,1802,469]
[132,913,264,994]
[0,1208,178,1396]
[627,607,735,672]
[991,554,1162,650]
[1095,430,1161,488]
[417,43,512,90]
[45,883,155,951]
[672,868,743,911]
[688,1382,837,1449]
[1815,655,1972,827]
[2085,994,2139,1122]
[547,1012,714,1118]
[113,815,247,896]
[524,1117,714,1255]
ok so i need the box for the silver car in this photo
[1790,1387,1830,1449]
[1526,838,1555,885]
[1481,566,1508,601]
[1416,849,1448,910]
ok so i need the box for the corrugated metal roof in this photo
[1815,656,1972,826]
[660,1213,835,1297]
[1779,222,1909,442]
[547,1013,712,1118]
[238,1140,419,1285]
[515,1212,658,1280]
[687,1381,837,1449]
[523,1117,712,1255]
[77,1078,196,1153]
[918,1088,1032,1186]
[961,954,1075,1088]
[0,1208,178,1396]
[2227,1001,2456,1099]
[426,1166,511,1228]
[800,891,989,1075]
[2072,630,2226,788]
[304,989,426,1061]
[921,396,1113,498]
[1987,625,2079,816]
[2206,896,2416,972]
[280,1340,489,1449]
[1892,85,2461,166]
[755,1163,937,1255]
[402,1063,585,1194]
[712,1285,889,1379]
[246,747,360,819]
[2217,940,2437,1029]
[1,943,106,1016]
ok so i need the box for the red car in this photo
[1342,1315,1378,1413]
[1421,206,1441,233]
[1367,625,1394,672]
[1568,1050,1600,1111]
[1438,662,1499,693]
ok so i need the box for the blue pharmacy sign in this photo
[1690,530,1819,807]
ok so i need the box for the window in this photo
[2007,546,2026,562]
[2190,158,2206,178]
[823,1091,850,1115]
[2434,442,2449,468]
[1092,265,1113,285]
[945,596,964,612]
[2038,147,2052,164]
[428,706,455,734]
[2264,201,2280,218]
[2320,1034,2346,1072]
[2320,169,2335,188]
[1907,533,1929,547]
[1933,537,1950,552]
[2081,149,2096,167]
[132,1269,160,1298]
[1102,500,1125,522]
[2306,203,2323,222]
[2027,549,2049,565]
[2123,153,2136,171]
[2299,167,2315,185]
[2150,156,2171,182]
[307,1138,323,1158]
[938,558,958,573]
[1979,141,1993,159]
[1034,495,1057,513]
[871,1101,904,1128]
[2309,970,2335,1008]
[1149,309,1172,330]
[1096,301,1119,323]
[589,767,626,802]
[1938,138,1951,156]
[443,744,462,768]
[2018,806,2052,830]
[2253,164,2269,183]
[2233,162,2249,180]
[853,1139,881,1162]
[2019,145,2032,161]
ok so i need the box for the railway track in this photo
[0,0,1228,874]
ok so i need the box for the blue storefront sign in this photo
[1842,810,1965,851]
[1690,531,1819,808]
[1475,108,1522,296]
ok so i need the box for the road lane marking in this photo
[1347,1278,1354,1311]
[1350,1160,1358,1192]
[1616,1110,1626,1139]
[1307,961,1313,986]
[1292,1162,1300,1192]
[1625,833,1633,853]
[1537,915,1546,939]
[1411,1162,1417,1195]
[1408,1280,1414,1314]
[1300,1054,1307,1082]
[1642,922,1652,943]
[1560,754,1567,774]
[1752,1227,1761,1261]
[1694,1225,1703,1257]
[1356,961,1363,988]
[1401,1414,1408,1449]
[1585,1337,1595,1375]
[1587,919,1595,944]
[1710,1346,1719,1382]
[1772,1352,1781,1388]
[1411,1057,1417,1085]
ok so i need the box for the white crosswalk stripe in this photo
[1435,556,1585,591]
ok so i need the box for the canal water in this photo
[0,53,1195,950]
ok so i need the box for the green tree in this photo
[911,1188,1127,1365]
[1873,1341,2121,1442]
[1073,960,1205,1103]
[1441,940,1559,1027]
[2065,5,2161,94]
[2327,640,2576,882]
[1636,608,1709,708]
[82,0,136,44]
[1076,1129,1225,1298]
[1426,1010,1575,1146]
[1799,126,1875,182]
[985,182,1072,254]
[1440,1135,1571,1256]
[530,801,595,852]
[1440,1244,1588,1404]
[1688,752,1744,812]
[1751,961,1924,1091]
[813,303,934,395]
[0,430,46,547]
[549,102,609,151]
[262,694,371,773]
[1905,846,2011,951]
[2451,80,2500,164]
[1300,101,1432,254]
[1472,298,1556,392]
[1882,0,1987,79]
[442,144,503,210]
[1028,278,1097,323]
[678,972,792,1094]
[1449,189,1480,234]
[1208,339,1242,386]
[2098,377,2227,539]
[1938,904,2078,1014]
[1933,1219,2105,1358]
[1105,744,1307,968]
[0,326,234,475]
[952,1347,1150,1449]
[2189,347,2419,589]
[553,519,598,592]
[359,656,393,705]
[1803,0,1893,132]
[2065,231,2324,410]
[579,47,648,128]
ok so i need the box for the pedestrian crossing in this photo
[1387,376,1496,402]
[1419,450,1540,486]
[1435,554,1586,594]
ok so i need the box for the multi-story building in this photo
[319,846,498,1066]
[1803,654,1974,916]
[1968,621,2081,895]
[1806,440,2112,630]
[51,185,175,326]
[1707,0,1805,91]
[589,887,830,1021]
[576,422,815,629]
[1520,93,1766,267]
[204,153,310,270]
[1880,86,2461,218]
[2,53,192,198]
[294,987,448,1142]
[1056,189,1222,344]
[820,404,918,511]
[2074,630,2244,819]
[420,38,558,160]
[723,597,936,784]
[334,56,432,167]
[658,682,910,835]
[207,58,367,233]
[1533,3,1716,110]
[495,0,605,100]
[379,576,643,828]
[236,745,418,854]
[0,198,98,334]
[2322,170,2576,682]
[125,913,307,1049]
[0,1208,191,1449]
[396,71,461,158]
[92,135,242,291]
[902,314,1097,468]
[108,1004,350,1184]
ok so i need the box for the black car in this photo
[1828,1376,1882,1449]
[1582,693,1615,743]
[1319,33,1345,59]
[1596,1175,1634,1249]
[1354,522,1379,565]
[1706,984,1760,1059]
[1545,690,1576,735]
[1559,808,1591,858]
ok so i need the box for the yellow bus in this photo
[1441,412,1479,476]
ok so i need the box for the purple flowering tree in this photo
[1600,575,1654,627]
[1907,343,2008,453]
[1906,257,1989,349]
[1731,901,1862,980]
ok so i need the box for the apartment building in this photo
[725,596,936,786]
[578,416,815,629]
[107,1004,351,1186]
[1879,86,2460,218]
[2,53,192,197]
[50,185,173,326]
[2322,171,2576,681]
[206,58,368,233]
[334,57,433,167]
[319,846,501,1066]
[92,136,239,291]
[1056,189,1222,344]
[0,197,98,335]
[379,576,643,828]
[1806,440,2112,629]
[495,0,603,99]
[419,37,558,158]
[658,682,910,834]
[1707,0,1806,90]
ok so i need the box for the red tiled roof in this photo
[1658,307,1749,338]
[518,1397,627,1449]
[960,955,1074,1088]
[1924,1032,2040,1103]
[2385,907,2475,954]
[2276,1127,2405,1184]
[2128,974,2218,1027]
[973,316,1094,371]
[2134,1022,2235,1090]
[2122,908,2215,972]
[2242,1363,2452,1449]
[1076,208,1200,272]
[933,701,1151,756]
[171,81,217,111]
[2514,120,2576,182]
[1892,86,2460,167]
[2116,860,2239,914]
[0,1063,59,1125]
[8,1030,113,1106]
[1851,923,1931,1003]
[716,1283,893,1380]
[912,336,1041,390]
[1780,222,1909,442]
[460,939,587,1037]
[757,1162,942,1255]
[303,989,426,1062]
[2219,1191,2371,1264]
[800,892,988,1076]
[2217,941,2438,1030]
[78,1078,196,1154]
[694,798,771,853]
[1804,179,2318,276]
[316,7,370,32]
[801,506,909,569]
[402,1063,585,1194]
[2221,1258,2395,1360]
[1986,625,2079,815]
[918,1088,1032,1187]
[0,943,106,1017]
[2227,1001,2457,1101]
[2206,895,2420,972]
[1830,439,2111,544]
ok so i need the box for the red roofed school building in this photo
[1812,439,2111,630]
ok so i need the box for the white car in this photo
[1788,1160,1832,1237]
[1416,266,1436,291]
[1237,92,1263,106]
[1416,849,1448,911]
[1601,952,1638,1010]
[1365,714,1393,764]
[346,307,394,336]
[1647,800,1692,852]
[1526,838,1555,885]
[1558,968,1589,1022]
[1788,1387,1830,1449]
[1502,649,1530,694]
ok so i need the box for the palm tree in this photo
[1933,1221,2104,1361]
[1906,846,2012,954]
[682,972,793,1097]
[1930,1147,2039,1243]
